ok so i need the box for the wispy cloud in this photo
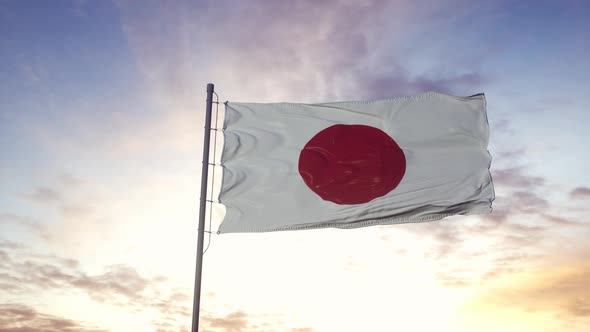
[115,0,493,104]
[23,187,62,204]
[492,166,545,190]
[1,242,159,304]
[0,240,194,330]
[0,213,46,238]
[199,311,318,332]
[397,155,589,290]
[1,239,320,331]
[467,250,590,324]
[570,187,590,199]
[3,174,107,247]
[359,72,488,100]
[206,311,248,332]
[0,303,109,332]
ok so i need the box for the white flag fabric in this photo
[218,92,494,233]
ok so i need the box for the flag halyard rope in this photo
[203,91,222,255]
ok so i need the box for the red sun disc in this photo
[298,124,406,204]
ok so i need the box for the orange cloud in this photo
[461,249,590,331]
[485,264,590,318]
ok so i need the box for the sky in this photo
[0,0,589,331]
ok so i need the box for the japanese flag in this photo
[218,92,494,233]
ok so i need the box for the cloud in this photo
[70,265,152,302]
[206,311,248,332]
[543,214,583,226]
[470,258,590,320]
[3,236,317,331]
[0,241,215,331]
[3,173,133,255]
[512,190,549,212]
[2,177,106,247]
[2,235,313,332]
[198,310,318,332]
[491,167,545,190]
[0,303,109,332]
[23,187,62,204]
[406,161,588,289]
[477,166,549,227]
[354,70,488,100]
[426,207,585,289]
[150,291,192,318]
[0,240,24,250]
[570,187,590,199]
[491,119,513,135]
[456,247,590,332]
[0,213,45,238]
[1,245,157,305]
[0,240,169,302]
[19,174,86,206]
[57,173,85,188]
[115,0,491,105]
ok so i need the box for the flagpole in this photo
[191,83,214,332]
